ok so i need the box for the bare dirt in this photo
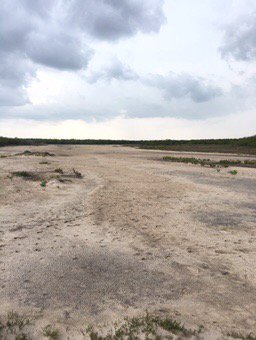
[0,145,256,339]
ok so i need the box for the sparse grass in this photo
[163,156,255,168]
[227,331,256,339]
[54,168,63,174]
[73,168,82,178]
[0,312,30,339]
[11,171,42,181]
[244,159,256,166]
[15,333,29,340]
[0,311,254,340]
[40,180,47,187]
[12,171,31,178]
[42,324,59,339]
[85,313,201,339]
[16,151,55,157]
[219,160,241,166]
[229,170,238,175]
[6,311,29,332]
[157,317,196,336]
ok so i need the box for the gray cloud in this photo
[26,30,92,70]
[0,1,92,71]
[0,0,165,106]
[0,52,34,106]
[0,86,29,107]
[66,0,166,41]
[88,60,223,103]
[220,12,256,61]
[145,73,223,103]
[88,59,139,83]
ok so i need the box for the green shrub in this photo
[40,180,47,187]
[12,171,31,178]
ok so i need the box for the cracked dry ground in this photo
[0,145,256,339]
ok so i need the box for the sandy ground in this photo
[0,145,256,339]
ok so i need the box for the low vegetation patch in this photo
[229,170,238,175]
[54,168,63,174]
[10,167,81,187]
[42,324,59,339]
[16,150,55,157]
[85,313,202,339]
[40,180,47,187]
[11,171,42,181]
[0,311,30,339]
[0,311,254,340]
[227,331,256,339]
[72,168,82,178]
[163,156,256,168]
[11,171,31,178]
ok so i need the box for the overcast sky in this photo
[0,0,256,139]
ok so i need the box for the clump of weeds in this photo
[54,168,63,174]
[17,151,55,157]
[42,324,59,339]
[40,180,47,187]
[163,156,256,169]
[85,312,202,339]
[11,171,42,181]
[227,331,256,339]
[73,168,82,178]
[0,311,30,339]
[229,170,238,175]
[11,171,31,178]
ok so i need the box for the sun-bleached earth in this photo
[0,145,256,339]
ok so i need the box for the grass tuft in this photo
[163,156,255,168]
[6,311,29,333]
[229,170,238,175]
[40,180,47,187]
[42,324,59,339]
[54,168,64,174]
[73,168,82,178]
[12,171,31,178]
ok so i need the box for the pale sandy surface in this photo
[0,145,256,339]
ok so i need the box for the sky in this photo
[0,0,256,140]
